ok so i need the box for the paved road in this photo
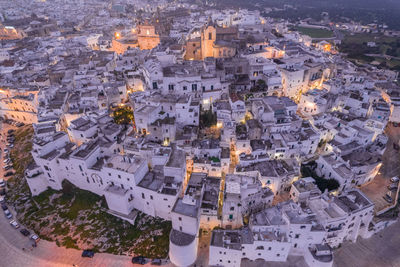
[0,207,136,267]
[360,123,400,213]
[334,220,400,267]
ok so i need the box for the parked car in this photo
[7,144,13,148]
[132,256,146,265]
[383,191,393,203]
[20,229,30,236]
[383,194,393,203]
[390,177,399,183]
[81,250,95,258]
[4,209,12,219]
[30,234,40,243]
[0,188,6,196]
[4,171,14,177]
[1,203,7,210]
[3,148,9,153]
[3,165,13,171]
[16,122,24,127]
[0,179,5,187]
[388,183,398,191]
[10,220,19,229]
[0,196,5,203]
[3,158,11,164]
[151,259,162,265]
[7,129,15,134]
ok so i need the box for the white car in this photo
[4,209,12,219]
[0,179,5,188]
[0,196,5,203]
[3,159,10,164]
[30,234,40,243]
[10,220,19,229]
[390,177,399,183]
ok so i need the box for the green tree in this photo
[200,106,217,128]
[112,106,134,125]
[251,79,267,92]
[300,163,340,192]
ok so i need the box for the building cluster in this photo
[1,1,399,266]
[210,184,373,267]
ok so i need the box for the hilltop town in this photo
[0,0,400,266]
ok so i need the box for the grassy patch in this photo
[342,33,398,45]
[293,26,333,38]
[52,222,70,236]
[62,236,79,249]
[10,125,34,177]
[340,32,400,70]
[14,180,171,258]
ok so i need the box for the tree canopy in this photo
[112,106,134,125]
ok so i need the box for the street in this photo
[0,204,135,267]
[333,220,400,267]
[360,123,400,213]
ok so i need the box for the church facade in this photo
[185,22,238,61]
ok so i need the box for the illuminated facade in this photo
[0,25,25,40]
[111,37,138,54]
[137,24,160,50]
[185,21,238,61]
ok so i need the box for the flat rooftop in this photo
[72,139,102,159]
[137,167,180,196]
[172,198,199,218]
[105,155,145,174]
[251,206,287,226]
[293,177,319,193]
[170,229,196,246]
[105,185,128,196]
[254,229,288,242]
[211,230,242,250]
[166,146,185,168]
